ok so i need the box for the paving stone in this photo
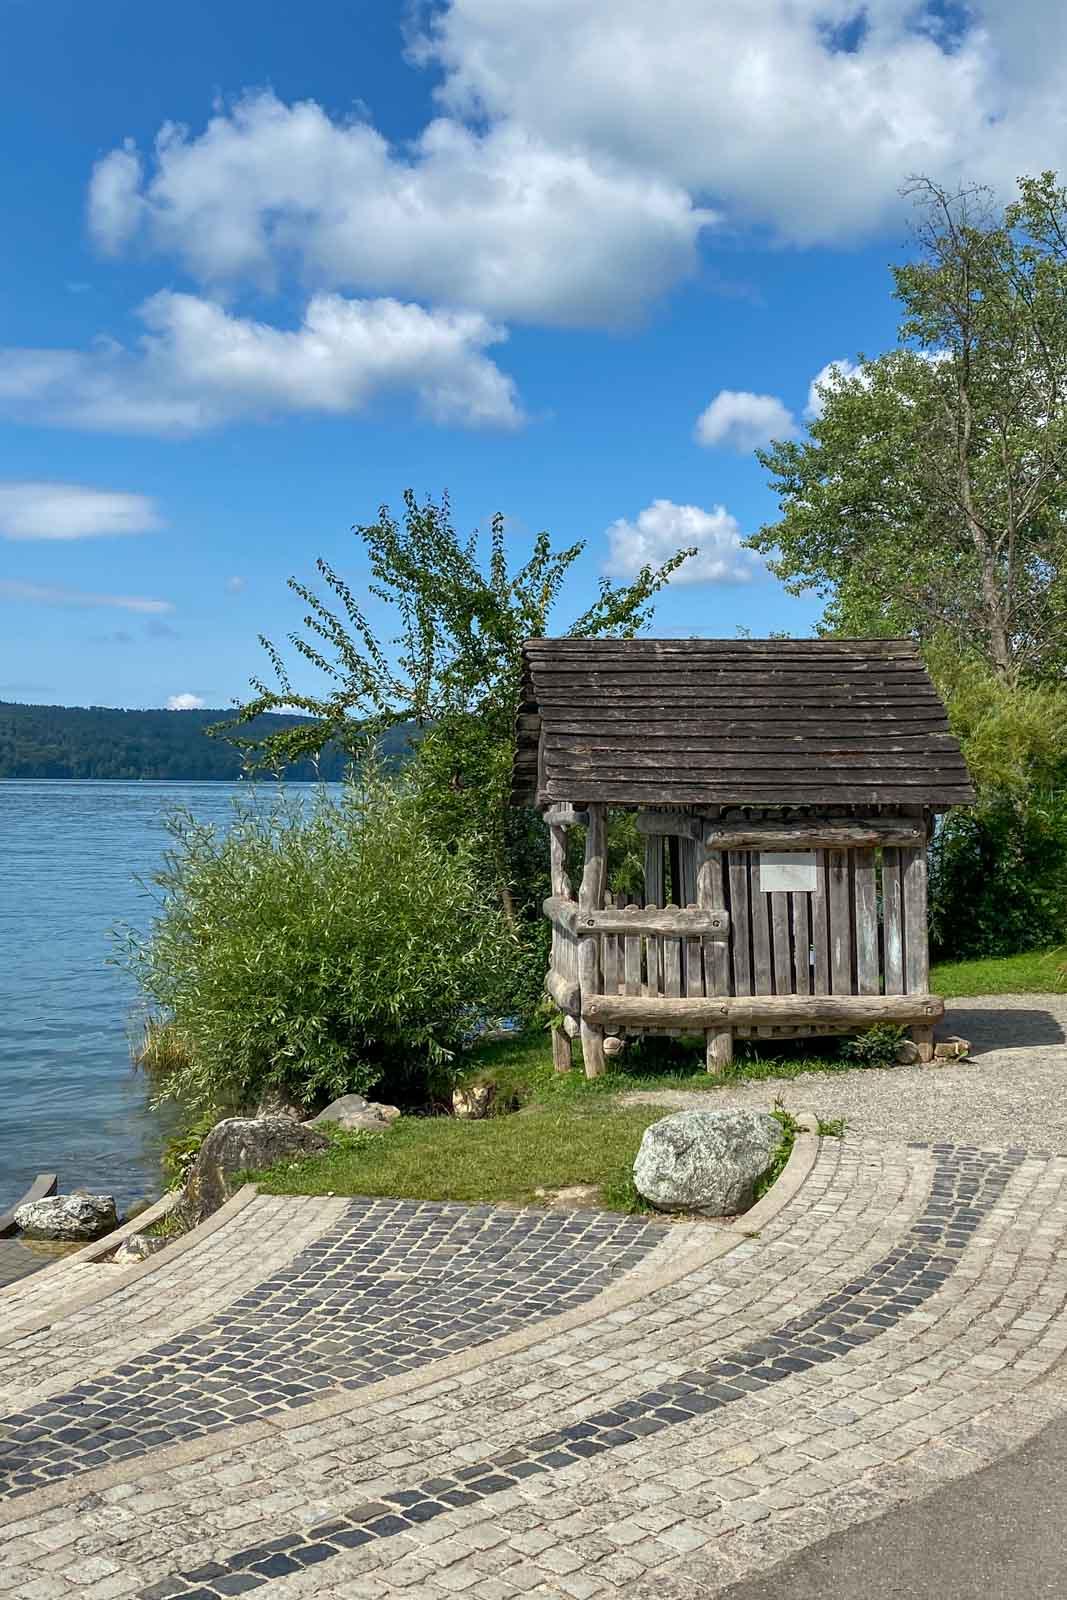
[5,1133,1067,1600]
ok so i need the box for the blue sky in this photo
[0,0,1059,710]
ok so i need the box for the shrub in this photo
[122,770,522,1118]
[841,1023,906,1069]
[929,793,1067,959]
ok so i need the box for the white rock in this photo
[633,1109,783,1216]
[112,1232,170,1265]
[309,1094,400,1131]
[452,1084,495,1120]
[14,1193,117,1241]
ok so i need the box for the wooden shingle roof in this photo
[513,637,974,810]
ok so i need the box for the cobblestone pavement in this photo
[1,1119,1067,1600]
[0,1201,663,1498]
[624,993,1067,1149]
[0,1240,49,1292]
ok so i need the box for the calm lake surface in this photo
[0,780,334,1212]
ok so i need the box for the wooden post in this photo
[578,803,608,1078]
[643,830,665,999]
[698,842,732,1070]
[903,839,933,1060]
[546,814,576,1072]
[552,1027,573,1073]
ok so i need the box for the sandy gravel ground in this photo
[620,994,1067,1151]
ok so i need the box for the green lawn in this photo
[931,947,1066,997]
[248,1102,667,1211]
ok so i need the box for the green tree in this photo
[751,174,1067,685]
[220,490,692,919]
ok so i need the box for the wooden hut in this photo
[512,637,974,1078]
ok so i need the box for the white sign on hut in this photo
[511,637,975,1078]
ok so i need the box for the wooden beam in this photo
[575,905,729,938]
[703,819,925,850]
[583,992,945,1028]
[634,810,704,841]
[545,969,580,1014]
[542,803,589,827]
[544,895,579,933]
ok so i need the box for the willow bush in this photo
[123,771,522,1117]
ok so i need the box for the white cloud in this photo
[224,575,246,593]
[603,499,764,585]
[88,139,144,254]
[805,357,864,419]
[0,291,522,434]
[0,481,162,540]
[694,390,796,452]
[420,0,1067,245]
[0,579,174,613]
[166,692,206,710]
[88,93,711,327]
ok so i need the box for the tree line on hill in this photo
[0,701,414,781]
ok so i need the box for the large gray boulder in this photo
[14,1193,117,1241]
[184,1117,329,1223]
[309,1093,399,1132]
[633,1109,783,1217]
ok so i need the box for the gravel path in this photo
[620,993,1067,1150]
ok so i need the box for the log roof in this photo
[513,637,975,810]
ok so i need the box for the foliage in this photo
[752,1106,798,1203]
[841,1023,907,1069]
[121,768,522,1118]
[218,489,692,917]
[929,646,1067,798]
[0,700,381,780]
[930,792,1067,958]
[750,173,1067,685]
[160,1111,219,1190]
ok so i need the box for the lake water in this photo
[0,780,332,1213]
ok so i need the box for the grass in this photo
[248,1030,841,1212]
[132,1015,194,1079]
[931,947,1067,997]
[249,1103,670,1210]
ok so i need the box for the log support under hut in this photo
[513,638,975,1079]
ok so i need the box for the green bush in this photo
[841,1023,906,1069]
[929,793,1067,959]
[122,771,522,1117]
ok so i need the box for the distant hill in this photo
[0,702,416,781]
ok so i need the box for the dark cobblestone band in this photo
[138,1145,1024,1600]
[0,1199,663,1500]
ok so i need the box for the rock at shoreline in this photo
[184,1117,330,1223]
[309,1094,400,1132]
[113,1232,169,1265]
[14,1193,117,1242]
[633,1109,782,1217]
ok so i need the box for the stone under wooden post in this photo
[578,803,608,1078]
